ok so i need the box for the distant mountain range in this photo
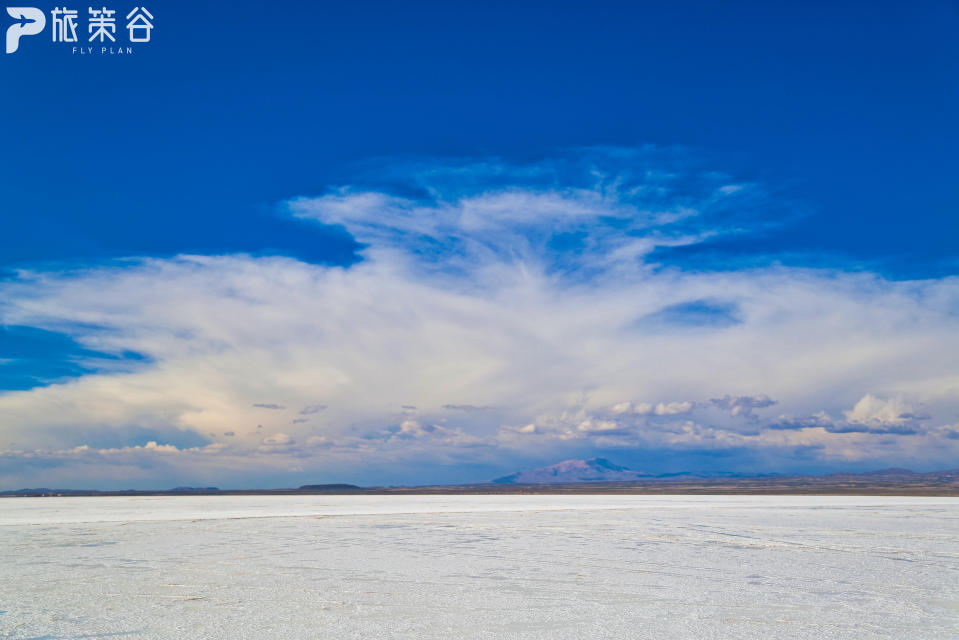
[0,486,221,496]
[491,459,959,485]
[3,464,959,496]
[0,484,356,496]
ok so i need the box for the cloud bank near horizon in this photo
[1,148,957,488]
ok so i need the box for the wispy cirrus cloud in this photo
[288,150,768,277]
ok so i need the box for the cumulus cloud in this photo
[609,401,694,416]
[763,395,935,436]
[495,392,958,465]
[652,401,695,416]
[0,148,958,486]
[844,394,929,428]
[711,394,777,418]
[765,414,834,431]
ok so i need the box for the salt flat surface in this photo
[1,496,957,639]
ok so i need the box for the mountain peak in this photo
[492,458,650,484]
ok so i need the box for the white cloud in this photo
[262,433,293,446]
[844,394,926,428]
[610,402,634,415]
[1,150,958,485]
[653,401,695,416]
[711,394,776,418]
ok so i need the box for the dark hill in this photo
[297,484,364,492]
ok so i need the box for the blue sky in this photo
[0,1,957,488]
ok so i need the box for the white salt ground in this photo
[0,495,957,639]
